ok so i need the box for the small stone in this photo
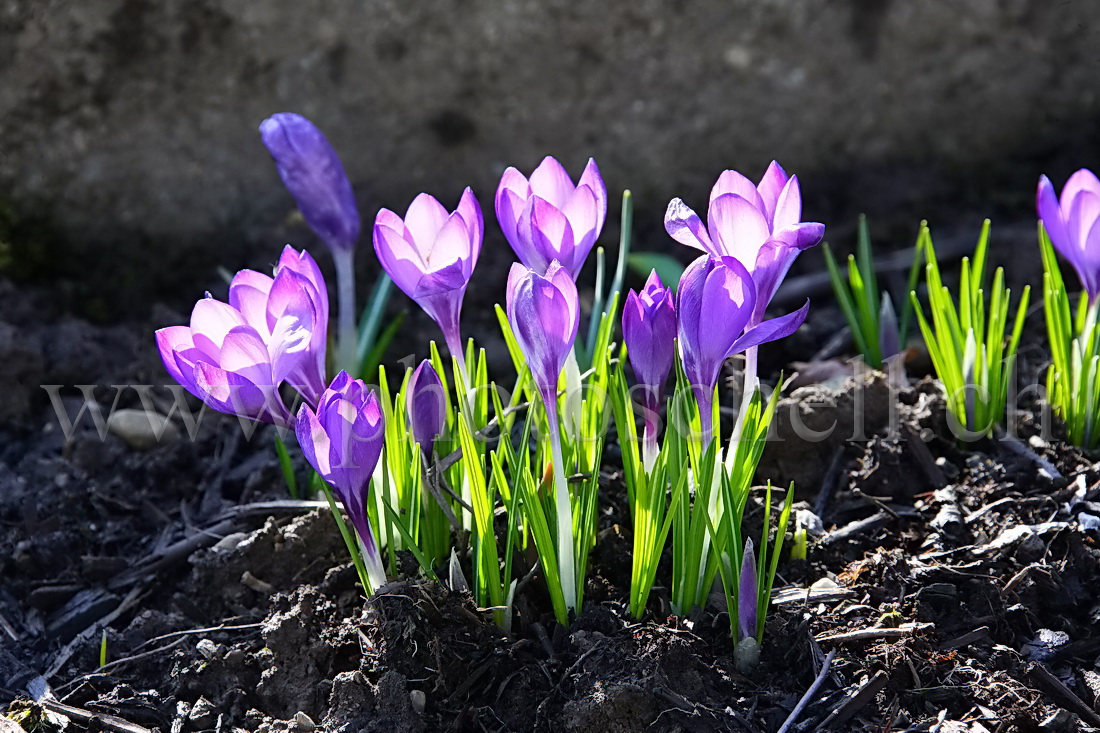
[196,638,219,660]
[409,689,426,715]
[212,532,250,553]
[294,711,315,732]
[224,648,246,665]
[188,697,217,729]
[241,571,276,595]
[733,637,760,674]
[107,408,179,450]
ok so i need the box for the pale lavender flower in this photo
[495,157,607,279]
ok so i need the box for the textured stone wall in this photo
[0,0,1097,314]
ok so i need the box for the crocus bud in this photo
[677,254,808,442]
[156,246,329,426]
[623,270,676,411]
[506,260,580,403]
[296,371,387,589]
[495,157,607,279]
[406,360,446,458]
[373,188,483,360]
[1037,169,1100,299]
[260,113,360,252]
[738,538,757,642]
[665,161,824,326]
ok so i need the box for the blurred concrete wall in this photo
[0,0,1097,315]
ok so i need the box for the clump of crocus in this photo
[1036,170,1100,447]
[296,371,387,592]
[373,189,483,378]
[260,113,361,374]
[406,359,447,460]
[496,157,607,279]
[1037,169,1100,299]
[156,246,329,427]
[506,260,581,614]
[665,162,824,433]
[676,254,808,448]
[622,270,676,471]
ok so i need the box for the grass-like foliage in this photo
[1039,224,1100,448]
[823,215,923,367]
[911,220,1029,438]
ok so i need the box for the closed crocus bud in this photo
[623,270,676,410]
[1037,170,1100,299]
[156,246,329,426]
[665,161,824,326]
[495,157,607,279]
[406,360,446,458]
[296,371,387,590]
[374,188,483,365]
[260,113,360,252]
[506,260,581,404]
[738,538,757,642]
[677,254,808,443]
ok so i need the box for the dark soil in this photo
[3,219,1100,732]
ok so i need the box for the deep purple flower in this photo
[738,538,757,642]
[296,371,387,590]
[677,254,808,444]
[623,270,676,469]
[406,360,447,458]
[1037,169,1100,298]
[374,189,483,363]
[665,162,824,325]
[260,113,360,252]
[495,157,607,279]
[506,260,581,403]
[156,246,329,426]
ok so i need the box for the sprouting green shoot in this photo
[823,215,924,366]
[99,629,108,669]
[911,220,1030,439]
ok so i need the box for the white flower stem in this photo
[332,247,358,377]
[545,393,577,617]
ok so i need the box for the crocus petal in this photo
[405,193,451,256]
[156,326,199,387]
[1068,190,1100,254]
[219,325,276,386]
[1037,175,1070,253]
[374,221,428,296]
[665,199,717,254]
[771,175,803,232]
[406,360,446,455]
[710,169,766,215]
[750,239,800,324]
[528,156,575,209]
[698,256,755,367]
[495,168,532,251]
[296,404,330,477]
[576,158,607,236]
[426,212,471,273]
[708,193,771,265]
[1059,169,1100,223]
[756,161,789,226]
[520,197,575,273]
[193,362,285,425]
[229,270,276,335]
[562,184,600,276]
[727,300,810,356]
[455,187,484,270]
[771,222,826,251]
[879,293,900,360]
[190,298,248,356]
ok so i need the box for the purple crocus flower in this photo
[495,157,607,279]
[677,254,808,446]
[156,246,329,427]
[506,259,581,614]
[406,360,447,458]
[374,188,483,370]
[665,161,824,326]
[622,270,676,470]
[296,371,387,591]
[738,538,757,642]
[260,113,360,252]
[1037,169,1100,299]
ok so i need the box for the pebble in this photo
[188,697,217,729]
[107,408,178,450]
[196,638,219,660]
[409,689,426,715]
[294,711,315,732]
[224,648,246,665]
